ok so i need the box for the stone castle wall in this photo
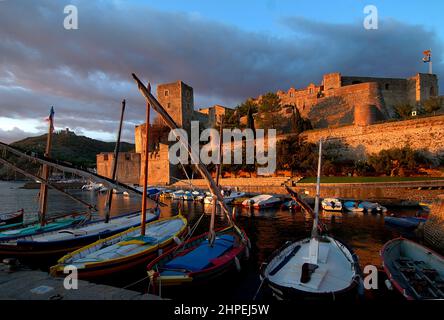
[96,152,140,185]
[299,115,444,160]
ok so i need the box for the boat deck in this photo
[267,238,356,293]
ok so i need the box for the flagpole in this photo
[39,107,54,226]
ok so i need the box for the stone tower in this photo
[157,81,194,132]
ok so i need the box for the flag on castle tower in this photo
[422,49,432,63]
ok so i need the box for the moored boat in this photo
[0,209,24,227]
[384,216,426,230]
[50,215,188,279]
[381,237,444,300]
[360,201,387,214]
[147,226,249,292]
[321,198,342,212]
[343,201,364,213]
[260,139,362,300]
[242,194,281,209]
[0,208,160,259]
[0,215,87,241]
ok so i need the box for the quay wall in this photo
[171,178,444,203]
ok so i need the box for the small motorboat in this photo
[280,200,300,211]
[321,198,342,212]
[384,216,426,230]
[360,201,387,214]
[147,226,248,292]
[343,201,364,213]
[172,190,185,200]
[381,237,444,300]
[242,194,281,209]
[204,191,246,205]
[81,182,103,191]
[0,209,24,227]
[50,215,188,279]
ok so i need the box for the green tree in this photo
[258,92,281,113]
[394,103,414,119]
[423,97,443,114]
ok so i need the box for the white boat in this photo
[204,191,246,205]
[260,139,362,300]
[182,191,194,201]
[81,182,103,191]
[321,198,342,212]
[242,194,281,209]
[343,201,364,213]
[171,190,185,200]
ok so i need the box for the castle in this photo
[96,72,442,185]
[269,72,439,127]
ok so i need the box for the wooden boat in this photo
[381,237,444,300]
[0,209,160,259]
[50,215,188,279]
[0,209,24,227]
[147,226,248,291]
[260,139,362,300]
[343,201,364,213]
[384,216,426,230]
[242,194,281,209]
[0,215,87,241]
[321,198,342,212]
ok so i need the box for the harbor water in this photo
[0,181,420,300]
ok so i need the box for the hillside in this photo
[10,130,134,168]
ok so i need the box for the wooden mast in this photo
[132,73,232,220]
[209,117,224,245]
[141,84,151,236]
[39,107,54,226]
[105,99,126,223]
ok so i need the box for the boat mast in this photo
[141,84,151,236]
[38,107,55,226]
[132,73,232,221]
[312,138,322,238]
[105,99,126,223]
[308,138,323,264]
[209,117,224,245]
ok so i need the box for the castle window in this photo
[167,103,171,109]
[309,88,313,94]
[186,90,191,98]
[125,154,131,161]
[187,103,191,110]
[290,92,294,98]
[164,90,169,97]
[104,154,108,161]
[385,84,390,90]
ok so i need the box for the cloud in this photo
[0,0,442,142]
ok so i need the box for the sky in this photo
[0,0,443,143]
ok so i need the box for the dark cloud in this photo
[0,0,442,143]
[0,127,37,144]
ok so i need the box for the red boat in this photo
[147,226,249,293]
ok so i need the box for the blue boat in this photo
[384,216,426,230]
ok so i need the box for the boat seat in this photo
[163,235,235,272]
[119,235,158,246]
